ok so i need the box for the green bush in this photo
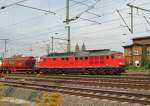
[144,61,150,69]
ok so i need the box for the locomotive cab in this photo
[111,52,127,70]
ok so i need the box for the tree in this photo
[141,46,150,69]
[141,46,147,67]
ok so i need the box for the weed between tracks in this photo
[0,82,63,106]
[33,92,62,106]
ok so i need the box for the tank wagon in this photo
[0,56,36,73]
[37,49,126,74]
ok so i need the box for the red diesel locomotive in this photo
[37,49,126,74]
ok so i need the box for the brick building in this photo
[123,36,150,66]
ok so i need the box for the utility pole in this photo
[66,0,71,53]
[131,6,133,33]
[127,3,150,33]
[64,0,100,52]
[0,39,8,57]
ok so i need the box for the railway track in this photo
[6,76,150,84]
[8,73,150,80]
[4,74,150,90]
[0,79,150,105]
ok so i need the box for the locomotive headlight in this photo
[119,62,125,65]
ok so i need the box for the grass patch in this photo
[128,65,147,72]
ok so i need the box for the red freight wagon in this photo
[0,56,36,73]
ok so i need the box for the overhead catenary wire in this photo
[70,0,101,17]
[64,0,101,23]
[16,3,56,14]
[1,0,148,34]
[0,0,29,10]
[143,16,150,26]
[7,11,150,46]
[9,10,150,42]
[1,0,150,30]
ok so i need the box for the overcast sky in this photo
[0,0,150,57]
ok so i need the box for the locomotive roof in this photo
[46,49,116,58]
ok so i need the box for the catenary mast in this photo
[66,0,71,53]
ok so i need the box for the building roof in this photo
[132,36,150,40]
[123,43,150,48]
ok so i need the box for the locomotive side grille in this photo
[89,56,94,65]
[95,56,99,64]
[100,56,104,64]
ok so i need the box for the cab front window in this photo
[112,53,123,59]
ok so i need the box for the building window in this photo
[135,50,139,55]
[129,51,132,56]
